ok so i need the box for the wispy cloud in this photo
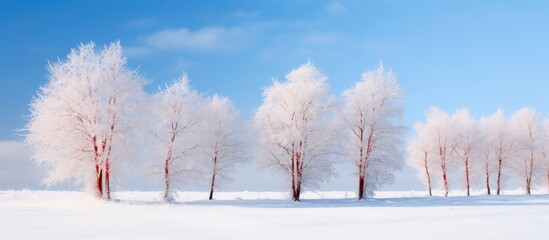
[143,26,252,53]
[259,31,344,60]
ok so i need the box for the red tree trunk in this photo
[96,167,103,199]
[104,159,111,200]
[486,161,491,195]
[163,158,170,202]
[93,136,103,199]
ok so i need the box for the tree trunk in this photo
[439,146,448,197]
[93,136,102,199]
[358,175,365,200]
[465,159,470,196]
[423,151,432,196]
[96,167,103,199]
[442,169,449,197]
[163,158,170,202]
[291,153,297,201]
[497,158,502,195]
[208,176,216,200]
[486,160,491,195]
[104,160,111,200]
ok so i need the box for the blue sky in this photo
[1,0,549,191]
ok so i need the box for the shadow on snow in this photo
[112,194,549,209]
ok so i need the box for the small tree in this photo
[423,107,455,197]
[408,122,436,196]
[451,109,479,196]
[478,116,497,195]
[542,120,549,193]
[151,75,202,202]
[510,108,544,195]
[486,109,517,195]
[26,41,144,200]
[254,61,337,201]
[198,95,246,200]
[340,63,405,199]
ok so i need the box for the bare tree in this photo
[151,75,202,202]
[26,42,144,200]
[254,61,337,201]
[198,95,247,200]
[340,63,405,199]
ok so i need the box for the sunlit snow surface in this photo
[1,190,548,239]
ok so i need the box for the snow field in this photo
[1,190,548,240]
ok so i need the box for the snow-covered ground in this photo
[1,190,548,240]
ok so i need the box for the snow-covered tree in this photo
[408,122,436,196]
[478,116,497,195]
[509,108,544,194]
[542,120,549,193]
[254,61,337,201]
[198,95,247,200]
[26,41,145,200]
[340,63,405,199]
[485,109,517,195]
[451,109,479,196]
[423,107,455,197]
[151,75,203,202]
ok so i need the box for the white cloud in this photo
[0,141,44,189]
[325,1,348,16]
[259,31,343,60]
[144,26,250,52]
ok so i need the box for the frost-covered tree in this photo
[509,108,544,195]
[408,122,436,196]
[423,107,455,197]
[478,116,497,195]
[486,109,517,195]
[254,61,337,201]
[451,109,479,196]
[151,75,203,202]
[341,63,404,199]
[26,41,145,200]
[542,120,549,193]
[198,95,247,200]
